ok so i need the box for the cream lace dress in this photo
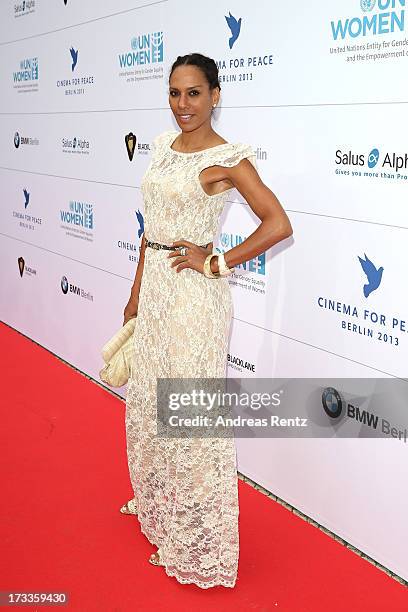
[125,129,256,589]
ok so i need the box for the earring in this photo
[212,103,217,108]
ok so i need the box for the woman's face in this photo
[168,65,219,132]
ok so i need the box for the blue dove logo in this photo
[70,47,78,72]
[225,12,242,49]
[135,209,144,238]
[23,188,30,209]
[358,253,383,298]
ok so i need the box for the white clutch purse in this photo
[99,317,137,387]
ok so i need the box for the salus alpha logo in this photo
[60,275,93,301]
[17,256,36,277]
[216,11,274,85]
[330,0,406,65]
[61,135,90,155]
[317,252,406,348]
[125,132,150,161]
[117,209,144,263]
[14,0,36,18]
[60,200,94,242]
[12,57,39,92]
[227,352,256,373]
[118,32,164,84]
[335,146,408,181]
[13,131,39,148]
[56,47,95,96]
[12,188,43,232]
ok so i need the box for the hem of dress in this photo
[137,516,238,590]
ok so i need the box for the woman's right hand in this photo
[123,296,139,326]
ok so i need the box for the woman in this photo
[121,53,292,589]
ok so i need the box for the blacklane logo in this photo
[124,133,150,160]
[227,352,256,373]
[125,133,136,161]
[322,387,343,418]
[17,256,36,277]
[18,257,25,277]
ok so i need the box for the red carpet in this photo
[1,321,407,611]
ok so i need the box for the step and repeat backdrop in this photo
[1,0,407,580]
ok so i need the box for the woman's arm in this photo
[209,159,293,275]
[123,233,146,324]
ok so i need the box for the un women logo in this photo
[360,0,376,12]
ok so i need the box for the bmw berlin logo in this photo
[322,387,343,419]
[14,132,20,148]
[61,275,69,294]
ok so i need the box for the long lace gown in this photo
[125,129,256,589]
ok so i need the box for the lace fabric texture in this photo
[125,130,256,589]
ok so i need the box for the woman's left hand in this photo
[167,240,212,275]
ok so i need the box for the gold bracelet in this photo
[217,252,235,276]
[203,254,221,278]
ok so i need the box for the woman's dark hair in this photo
[169,53,221,91]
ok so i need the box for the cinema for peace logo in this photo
[116,209,144,263]
[12,188,43,232]
[56,47,95,95]
[317,251,407,349]
[216,10,274,86]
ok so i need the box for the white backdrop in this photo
[1,0,407,581]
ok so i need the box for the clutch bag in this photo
[99,317,137,387]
